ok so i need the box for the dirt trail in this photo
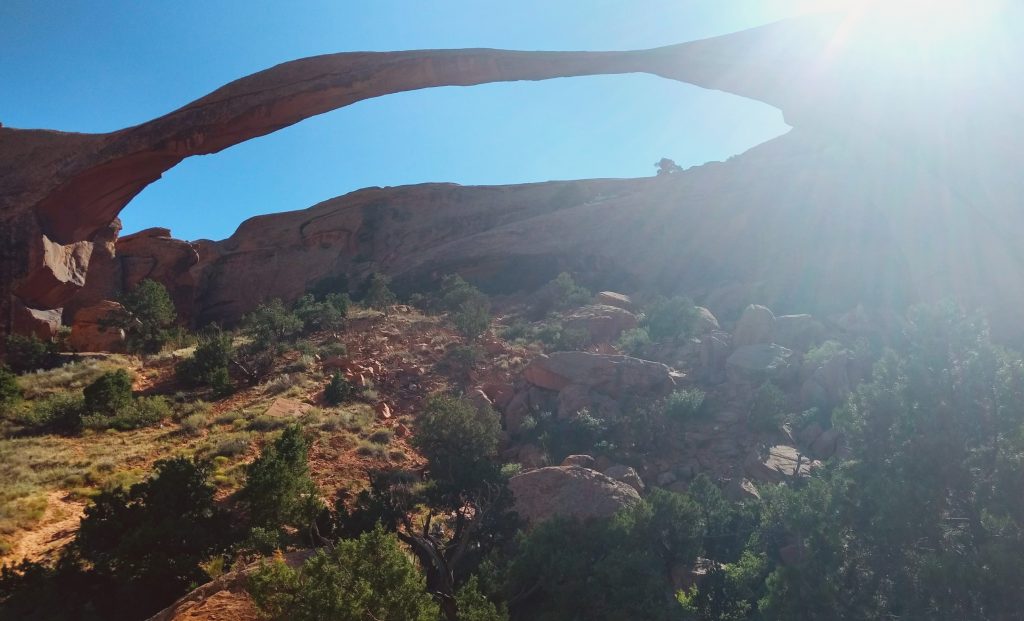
[1,490,85,565]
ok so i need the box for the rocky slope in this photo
[5,7,1024,343]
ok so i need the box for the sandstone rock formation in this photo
[508,465,641,524]
[5,8,1024,344]
[523,351,677,396]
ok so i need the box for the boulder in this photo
[732,304,775,348]
[11,299,62,339]
[595,291,635,312]
[561,454,597,468]
[773,314,825,351]
[563,304,638,343]
[724,478,761,502]
[516,444,548,469]
[603,464,645,494]
[481,382,515,409]
[556,383,621,421]
[263,397,310,418]
[699,331,731,383]
[523,352,676,397]
[508,466,640,524]
[68,300,126,352]
[693,306,720,335]
[726,344,796,384]
[745,445,817,483]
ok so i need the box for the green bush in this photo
[75,457,234,619]
[501,489,703,620]
[453,293,491,341]
[3,334,59,374]
[176,327,233,397]
[616,326,652,356]
[243,299,303,352]
[663,388,706,420]
[109,279,178,354]
[83,395,171,431]
[83,369,133,416]
[748,382,787,431]
[532,272,591,318]
[411,394,502,502]
[0,366,21,410]
[363,273,397,311]
[642,295,698,343]
[324,371,354,406]
[20,391,85,433]
[247,525,439,621]
[240,425,321,533]
[293,293,348,333]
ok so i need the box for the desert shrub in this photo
[263,372,301,396]
[108,279,178,354]
[247,525,439,621]
[293,293,348,333]
[83,369,133,416]
[500,489,702,620]
[663,388,706,421]
[83,395,172,432]
[18,392,85,433]
[320,341,347,357]
[3,334,59,374]
[368,428,393,445]
[179,412,207,435]
[438,343,483,379]
[74,457,235,619]
[0,367,21,410]
[242,299,303,352]
[324,371,354,406]
[748,382,787,431]
[642,295,698,343]
[363,272,397,311]
[411,394,502,501]
[240,425,321,533]
[204,433,252,459]
[453,292,492,341]
[616,326,652,356]
[246,415,288,432]
[175,327,233,397]
[804,339,847,369]
[532,272,591,318]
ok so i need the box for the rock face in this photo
[6,8,1024,343]
[733,305,776,348]
[726,344,796,385]
[508,465,641,524]
[68,300,125,352]
[563,304,639,343]
[523,352,677,397]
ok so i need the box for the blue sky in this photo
[1,1,815,241]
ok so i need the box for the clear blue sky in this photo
[1,1,813,241]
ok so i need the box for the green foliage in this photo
[3,334,58,374]
[532,272,591,318]
[113,279,178,354]
[83,369,133,416]
[293,293,348,333]
[452,290,492,342]
[74,457,234,619]
[501,489,703,621]
[748,381,787,431]
[16,391,85,433]
[82,395,171,431]
[364,272,397,311]
[438,343,483,379]
[617,326,652,356]
[324,371,354,406]
[663,388,706,421]
[247,525,439,621]
[242,299,303,352]
[240,425,321,534]
[176,326,233,396]
[411,394,502,502]
[642,295,698,343]
[455,576,508,621]
[0,366,21,410]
